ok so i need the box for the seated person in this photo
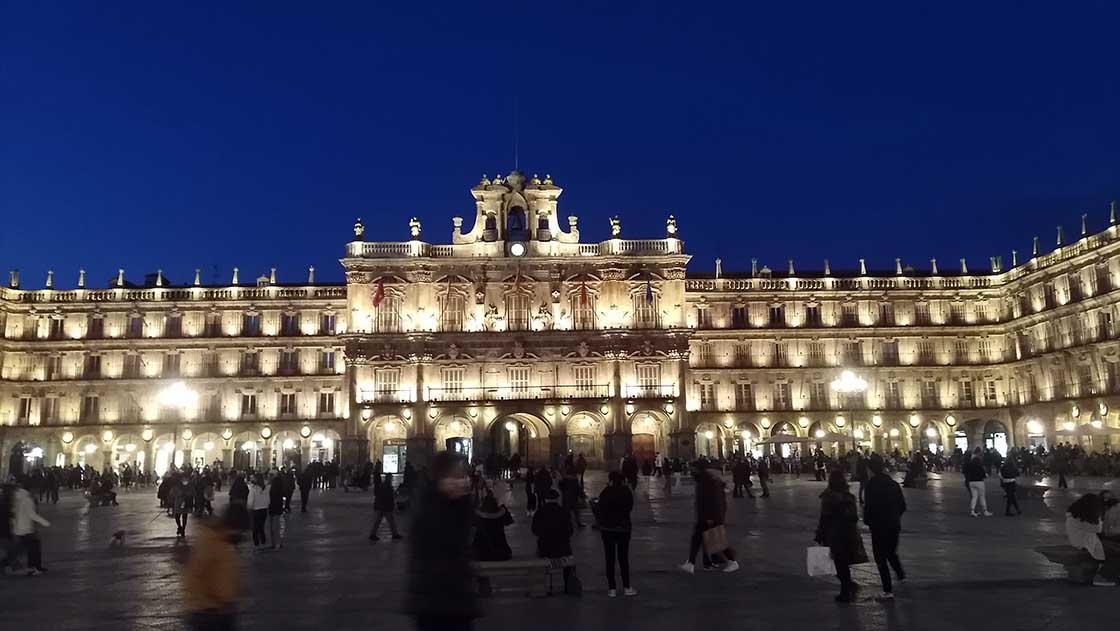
[472,494,514,596]
[1066,493,1120,586]
[531,489,580,594]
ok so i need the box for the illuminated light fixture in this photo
[740,430,750,441]
[312,433,325,442]
[945,415,956,427]
[158,381,199,409]
[835,416,847,428]
[402,409,412,420]
[663,403,674,415]
[925,427,938,438]
[84,444,98,455]
[760,417,771,429]
[242,441,256,451]
[798,416,809,429]
[872,414,883,427]
[181,428,193,441]
[510,242,526,257]
[469,408,478,418]
[723,418,735,428]
[1091,419,1103,429]
[544,407,554,417]
[221,428,233,441]
[814,429,826,439]
[61,431,74,444]
[361,408,374,421]
[28,447,43,460]
[505,421,517,432]
[600,404,610,415]
[101,430,114,443]
[1100,403,1110,417]
[124,443,136,453]
[260,426,273,440]
[383,421,395,433]
[703,430,715,440]
[1071,404,1081,418]
[203,441,215,452]
[529,429,537,438]
[1027,419,1044,435]
[560,406,571,416]
[830,370,868,395]
[429,408,439,419]
[1063,421,1075,432]
[141,428,154,442]
[625,404,635,415]
[853,429,865,440]
[889,428,900,438]
[282,439,295,450]
[162,442,175,453]
[300,425,312,438]
[908,414,920,428]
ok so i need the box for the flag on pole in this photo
[579,280,589,306]
[645,272,654,304]
[373,278,385,307]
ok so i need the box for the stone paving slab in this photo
[0,473,1115,630]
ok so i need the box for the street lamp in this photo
[831,370,867,452]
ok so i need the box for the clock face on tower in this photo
[509,242,526,257]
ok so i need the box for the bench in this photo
[474,557,574,597]
[1036,545,1098,585]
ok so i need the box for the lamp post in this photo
[831,370,868,453]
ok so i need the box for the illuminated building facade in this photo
[2,173,1119,474]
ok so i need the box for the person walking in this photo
[183,505,246,630]
[370,473,403,541]
[405,451,479,631]
[559,469,585,528]
[229,473,249,508]
[9,476,50,575]
[621,454,639,490]
[679,463,739,574]
[268,473,286,550]
[171,474,194,539]
[999,458,1022,516]
[576,453,588,490]
[525,469,538,517]
[731,459,750,499]
[757,456,771,498]
[815,470,866,603]
[963,455,992,517]
[862,455,906,600]
[855,454,869,505]
[298,468,312,513]
[247,474,270,549]
[598,472,637,597]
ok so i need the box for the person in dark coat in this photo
[559,470,585,528]
[370,473,403,541]
[472,494,514,596]
[855,455,870,505]
[597,472,636,596]
[525,468,538,516]
[620,454,639,490]
[533,467,552,500]
[228,473,249,507]
[268,473,286,550]
[731,459,750,498]
[532,489,580,594]
[680,463,738,573]
[405,451,478,631]
[862,455,906,600]
[816,469,865,602]
[757,457,771,498]
[999,459,1022,516]
[298,468,313,513]
[575,454,588,490]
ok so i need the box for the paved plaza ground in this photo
[1,471,1117,631]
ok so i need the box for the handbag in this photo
[850,536,870,565]
[702,525,729,555]
[806,546,834,577]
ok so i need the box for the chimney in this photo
[751,259,758,277]
[788,259,795,276]
[714,258,722,279]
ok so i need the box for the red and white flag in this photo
[372,278,385,307]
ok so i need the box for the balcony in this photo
[427,384,614,402]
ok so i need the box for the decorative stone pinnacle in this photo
[45,270,54,289]
[353,218,365,240]
[78,269,86,288]
[308,266,315,284]
[194,269,201,286]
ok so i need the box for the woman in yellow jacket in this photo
[184,505,247,630]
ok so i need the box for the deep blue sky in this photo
[4,2,1119,286]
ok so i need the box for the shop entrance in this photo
[446,437,473,462]
[984,420,1008,456]
[383,439,407,474]
[631,433,655,465]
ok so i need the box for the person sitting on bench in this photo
[1066,492,1120,586]
[472,493,513,595]
[532,489,579,594]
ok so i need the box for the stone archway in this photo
[630,410,668,466]
[368,415,408,470]
[565,412,605,467]
[487,412,551,467]
[434,415,475,463]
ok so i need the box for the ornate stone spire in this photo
[45,270,53,289]
[895,258,903,275]
[1082,213,1089,236]
[1033,236,1040,256]
[194,269,201,286]
[1011,250,1019,267]
[78,269,86,288]
[931,258,938,275]
[960,258,968,275]
[8,269,17,289]
[156,269,163,287]
[859,258,867,275]
[823,259,831,276]
[232,267,239,285]
[308,266,315,284]
[788,259,795,276]
[1057,225,1064,246]
[751,258,758,277]
[116,269,125,287]
[269,268,277,285]
[715,258,722,278]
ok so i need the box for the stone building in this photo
[2,172,1119,475]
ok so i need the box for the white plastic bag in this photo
[807,546,834,577]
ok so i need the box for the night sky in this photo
[4,3,1119,287]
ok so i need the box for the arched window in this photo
[507,207,528,241]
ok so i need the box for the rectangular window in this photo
[508,367,531,393]
[318,392,335,416]
[698,383,716,410]
[242,314,261,337]
[878,303,894,326]
[769,304,785,327]
[442,367,465,395]
[124,354,142,379]
[573,366,595,394]
[572,293,596,330]
[87,316,104,339]
[774,341,788,367]
[204,314,222,337]
[844,340,862,366]
[17,396,32,422]
[841,304,859,327]
[950,303,966,324]
[240,394,258,417]
[917,339,934,363]
[915,303,931,325]
[45,356,62,381]
[694,342,712,365]
[81,395,99,422]
[808,341,825,366]
[441,294,466,332]
[885,381,901,408]
[202,392,221,419]
[84,354,101,379]
[240,352,259,376]
[319,350,336,373]
[280,350,299,375]
[731,305,748,328]
[281,313,300,336]
[978,338,992,362]
[959,380,974,406]
[696,308,713,329]
[377,297,401,332]
[985,380,998,403]
[1078,364,1095,394]
[921,380,938,407]
[735,382,754,410]
[127,316,144,339]
[279,393,297,416]
[319,313,336,335]
[774,383,791,410]
[975,302,990,323]
[955,339,970,363]
[809,382,827,409]
[165,314,182,338]
[636,364,661,396]
[805,305,821,327]
[41,397,59,423]
[881,340,899,365]
[163,353,180,377]
[506,294,531,331]
[375,369,400,401]
[48,318,64,340]
[734,343,751,366]
[633,293,659,329]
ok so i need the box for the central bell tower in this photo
[451,171,581,254]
